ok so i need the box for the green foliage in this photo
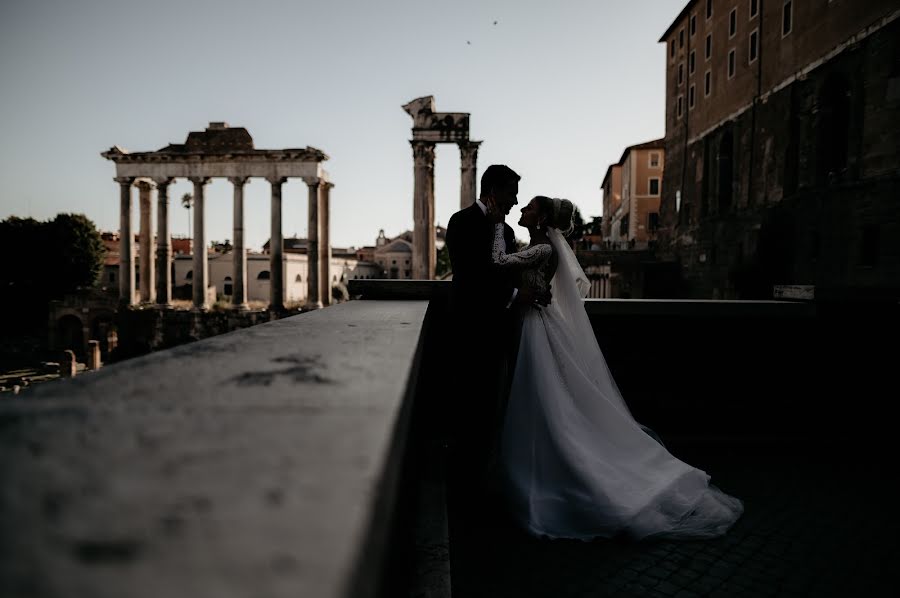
[0,213,105,331]
[49,213,105,292]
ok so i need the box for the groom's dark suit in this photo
[445,201,518,480]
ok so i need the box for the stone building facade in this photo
[659,0,900,300]
[602,140,665,249]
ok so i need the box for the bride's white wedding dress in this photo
[492,224,743,540]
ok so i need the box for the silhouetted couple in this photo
[445,164,743,540]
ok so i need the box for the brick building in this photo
[601,140,665,249]
[659,0,900,300]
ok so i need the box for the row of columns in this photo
[114,176,331,311]
[410,139,481,279]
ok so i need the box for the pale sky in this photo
[0,0,683,251]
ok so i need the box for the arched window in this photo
[257,270,270,280]
[186,270,193,280]
[717,130,734,214]
[295,274,302,283]
[223,276,233,296]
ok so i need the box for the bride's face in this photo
[518,198,543,229]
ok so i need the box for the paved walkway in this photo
[447,438,895,598]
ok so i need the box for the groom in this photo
[444,164,549,488]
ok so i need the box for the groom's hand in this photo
[515,286,551,308]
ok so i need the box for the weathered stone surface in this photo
[1,301,429,598]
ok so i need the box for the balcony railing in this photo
[1,280,890,597]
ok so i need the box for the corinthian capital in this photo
[412,142,435,167]
[459,140,482,169]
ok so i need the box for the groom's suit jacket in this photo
[445,202,517,322]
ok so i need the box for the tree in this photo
[48,213,105,292]
[181,192,193,236]
[0,213,105,332]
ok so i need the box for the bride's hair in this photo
[535,196,575,235]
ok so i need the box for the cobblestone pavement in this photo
[447,438,896,598]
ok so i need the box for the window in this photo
[689,84,696,109]
[690,14,697,36]
[689,50,696,74]
[677,95,684,117]
[295,274,302,282]
[705,33,712,60]
[257,270,270,280]
[650,152,660,167]
[670,39,676,58]
[729,8,737,38]
[649,178,660,195]
[678,63,684,85]
[728,48,736,78]
[783,1,792,37]
[706,0,713,19]
[224,276,233,295]
[679,28,684,48]
[750,0,759,18]
[649,213,660,232]
[186,270,193,280]
[749,29,758,63]
[705,70,712,96]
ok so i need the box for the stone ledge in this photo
[0,300,429,598]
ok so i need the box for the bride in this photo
[485,195,744,540]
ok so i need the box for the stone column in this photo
[87,340,101,371]
[189,177,210,310]
[115,176,135,305]
[267,177,286,311]
[303,176,322,309]
[459,140,482,211]
[230,176,249,310]
[411,142,436,280]
[154,177,173,307]
[319,182,333,306]
[137,180,156,303]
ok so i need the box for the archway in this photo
[58,314,85,357]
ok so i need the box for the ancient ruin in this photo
[403,96,481,279]
[102,123,333,311]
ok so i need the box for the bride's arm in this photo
[491,223,551,267]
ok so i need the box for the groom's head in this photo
[480,165,520,216]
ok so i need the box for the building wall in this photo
[174,253,356,304]
[659,5,900,299]
[601,165,623,239]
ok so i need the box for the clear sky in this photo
[0,0,684,251]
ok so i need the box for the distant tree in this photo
[47,213,105,292]
[568,205,587,244]
[0,213,104,332]
[181,192,193,236]
[210,239,232,253]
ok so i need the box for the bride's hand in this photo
[485,198,505,224]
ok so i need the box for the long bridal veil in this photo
[499,228,743,540]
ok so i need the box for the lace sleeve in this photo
[491,224,552,267]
